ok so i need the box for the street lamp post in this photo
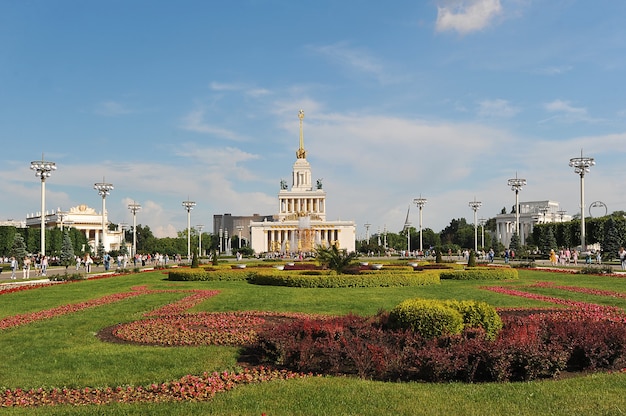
[182,200,196,261]
[94,179,114,252]
[413,196,427,254]
[539,206,549,223]
[479,218,486,249]
[219,228,223,253]
[405,222,411,256]
[469,198,482,252]
[569,150,595,251]
[557,209,567,222]
[196,224,204,257]
[364,223,371,244]
[237,225,243,249]
[507,174,527,243]
[30,156,57,256]
[128,202,141,258]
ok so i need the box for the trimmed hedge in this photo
[439,267,518,280]
[389,298,502,340]
[442,299,503,340]
[390,299,464,339]
[168,268,249,281]
[247,270,440,288]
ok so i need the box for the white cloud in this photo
[436,0,503,34]
[309,42,395,84]
[477,99,520,118]
[180,108,249,141]
[540,99,598,124]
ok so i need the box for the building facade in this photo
[26,204,125,253]
[495,200,572,247]
[249,110,356,254]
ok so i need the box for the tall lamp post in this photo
[413,196,427,253]
[479,218,486,249]
[507,174,527,243]
[405,222,412,255]
[182,200,196,261]
[30,155,56,256]
[196,224,204,257]
[94,179,114,252]
[557,209,567,222]
[569,150,595,251]
[364,223,371,244]
[469,198,482,252]
[128,202,141,258]
[237,225,244,249]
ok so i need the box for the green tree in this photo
[509,232,520,252]
[315,244,358,274]
[59,230,75,272]
[539,227,558,256]
[602,218,622,261]
[10,234,28,265]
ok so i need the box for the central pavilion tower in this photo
[249,110,355,254]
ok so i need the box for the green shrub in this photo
[389,298,464,339]
[440,267,518,280]
[442,300,503,340]
[248,270,440,288]
[167,268,250,281]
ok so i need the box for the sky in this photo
[1,0,626,239]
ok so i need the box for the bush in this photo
[251,309,626,383]
[167,268,249,281]
[442,300,503,341]
[440,267,518,280]
[389,299,464,339]
[247,270,440,288]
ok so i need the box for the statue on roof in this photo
[296,109,307,159]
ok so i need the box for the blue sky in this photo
[1,0,625,238]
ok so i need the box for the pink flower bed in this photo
[484,285,626,322]
[0,290,147,330]
[113,310,314,346]
[530,281,626,298]
[0,367,311,408]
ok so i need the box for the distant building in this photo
[25,204,125,253]
[495,200,572,247]
[213,213,273,253]
[249,110,356,254]
[0,219,26,228]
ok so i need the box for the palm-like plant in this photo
[314,244,358,274]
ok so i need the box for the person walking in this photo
[10,256,18,279]
[85,253,93,273]
[41,255,48,276]
[619,247,626,271]
[23,256,31,279]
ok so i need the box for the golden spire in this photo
[296,109,307,159]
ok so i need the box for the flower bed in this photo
[0,367,311,407]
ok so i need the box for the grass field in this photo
[1,267,626,415]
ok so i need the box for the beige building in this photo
[495,200,572,247]
[249,110,356,254]
[26,204,125,253]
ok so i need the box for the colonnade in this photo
[279,197,325,216]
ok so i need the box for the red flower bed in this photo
[0,367,311,408]
[0,290,148,330]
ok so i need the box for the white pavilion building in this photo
[26,204,125,253]
[249,110,356,254]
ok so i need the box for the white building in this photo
[26,204,125,253]
[495,200,572,247]
[249,110,356,254]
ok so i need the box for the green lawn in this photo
[1,268,626,415]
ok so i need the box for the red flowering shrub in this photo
[252,309,626,383]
